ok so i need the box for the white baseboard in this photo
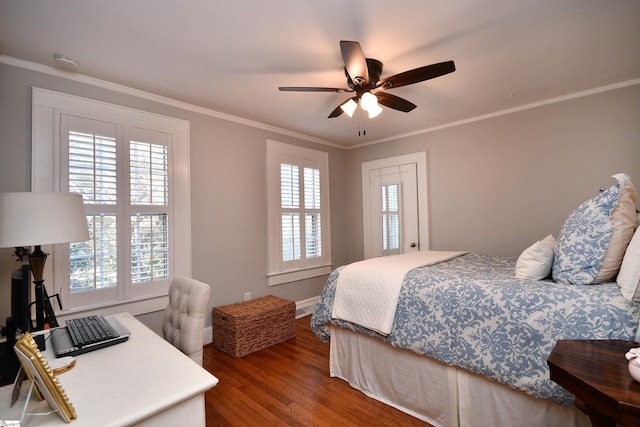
[204,295,319,345]
[295,296,319,319]
[204,326,213,345]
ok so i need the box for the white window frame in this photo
[32,88,191,317]
[266,140,332,286]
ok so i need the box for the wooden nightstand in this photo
[547,340,640,427]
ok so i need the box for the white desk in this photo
[0,312,219,426]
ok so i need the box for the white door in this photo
[365,163,420,258]
[369,163,420,256]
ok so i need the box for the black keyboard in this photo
[66,315,119,347]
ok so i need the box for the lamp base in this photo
[0,330,20,386]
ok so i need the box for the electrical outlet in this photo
[244,292,251,301]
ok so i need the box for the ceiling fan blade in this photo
[340,40,369,85]
[375,92,417,112]
[328,105,344,118]
[378,61,455,89]
[279,86,350,93]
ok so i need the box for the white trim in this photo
[295,296,319,319]
[362,152,430,259]
[348,78,640,149]
[0,55,339,148]
[31,87,191,314]
[266,140,332,285]
[56,295,168,322]
[267,265,332,286]
[204,325,213,346]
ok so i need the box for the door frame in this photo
[361,152,430,259]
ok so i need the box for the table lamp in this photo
[0,192,90,334]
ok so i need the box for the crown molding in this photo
[3,55,638,151]
[349,77,640,149]
[0,55,342,149]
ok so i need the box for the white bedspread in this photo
[331,251,465,335]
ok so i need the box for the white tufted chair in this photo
[162,276,211,366]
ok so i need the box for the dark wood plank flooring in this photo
[203,316,430,426]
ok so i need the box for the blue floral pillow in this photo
[552,182,620,285]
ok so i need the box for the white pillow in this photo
[618,228,640,301]
[515,234,556,280]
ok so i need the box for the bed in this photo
[310,173,640,427]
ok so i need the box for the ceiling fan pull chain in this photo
[361,112,366,136]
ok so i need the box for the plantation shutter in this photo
[62,115,173,307]
[67,119,119,293]
[129,138,170,284]
[267,140,331,286]
[303,167,321,259]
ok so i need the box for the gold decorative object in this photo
[14,332,77,422]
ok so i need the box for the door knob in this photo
[410,242,416,248]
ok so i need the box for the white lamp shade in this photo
[360,92,378,111]
[0,192,90,248]
[340,98,358,117]
[367,103,383,118]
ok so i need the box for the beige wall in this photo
[345,84,640,259]
[1,60,639,334]
[0,62,350,331]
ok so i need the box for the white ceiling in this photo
[1,0,639,147]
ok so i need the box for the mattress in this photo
[312,252,640,405]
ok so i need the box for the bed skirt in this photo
[329,325,591,427]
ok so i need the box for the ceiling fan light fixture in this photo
[360,92,378,112]
[340,99,358,117]
[280,41,456,123]
[367,103,383,118]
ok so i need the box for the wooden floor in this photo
[203,316,430,426]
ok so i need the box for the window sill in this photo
[267,264,333,286]
[56,295,169,323]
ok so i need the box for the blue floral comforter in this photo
[311,253,640,405]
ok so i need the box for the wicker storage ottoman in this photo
[212,295,296,357]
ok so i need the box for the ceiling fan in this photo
[279,40,456,119]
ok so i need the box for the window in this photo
[32,88,190,315]
[267,140,331,285]
[381,183,401,256]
